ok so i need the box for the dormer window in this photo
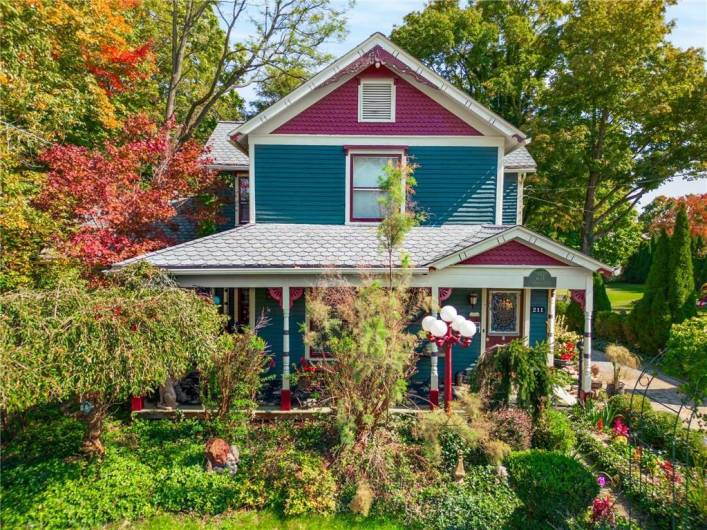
[358,79,395,122]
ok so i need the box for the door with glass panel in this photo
[486,290,523,349]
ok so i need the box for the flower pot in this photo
[591,379,603,391]
[607,381,625,396]
[554,358,572,368]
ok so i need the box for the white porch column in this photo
[582,275,594,394]
[523,288,531,346]
[281,287,291,411]
[429,287,440,408]
[547,289,556,367]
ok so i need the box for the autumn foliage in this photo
[642,194,707,239]
[36,115,220,272]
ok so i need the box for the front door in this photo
[486,290,523,349]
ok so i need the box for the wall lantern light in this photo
[468,292,478,306]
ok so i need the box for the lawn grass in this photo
[605,282,645,312]
[118,512,405,530]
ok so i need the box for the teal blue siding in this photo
[529,289,548,346]
[408,147,498,225]
[413,289,482,385]
[502,173,518,225]
[254,145,345,224]
[254,288,306,375]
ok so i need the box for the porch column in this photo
[581,275,594,395]
[429,288,440,408]
[281,287,291,411]
[547,289,556,367]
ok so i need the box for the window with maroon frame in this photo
[350,155,400,222]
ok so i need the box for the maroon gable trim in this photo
[459,240,568,267]
[274,65,480,136]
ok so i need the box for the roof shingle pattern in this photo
[504,146,536,170]
[204,121,248,169]
[116,223,511,270]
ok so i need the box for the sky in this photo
[240,0,707,208]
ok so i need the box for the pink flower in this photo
[613,418,629,437]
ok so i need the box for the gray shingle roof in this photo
[205,121,536,171]
[504,146,536,170]
[204,121,248,170]
[115,223,512,270]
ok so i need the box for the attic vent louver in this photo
[358,80,395,122]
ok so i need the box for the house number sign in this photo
[523,268,556,288]
[531,306,545,314]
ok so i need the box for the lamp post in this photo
[422,305,477,412]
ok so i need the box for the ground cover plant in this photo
[1,398,608,529]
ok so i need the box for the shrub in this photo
[507,450,598,525]
[564,299,585,332]
[489,408,533,451]
[473,340,551,416]
[662,317,707,403]
[154,465,245,514]
[533,409,576,453]
[413,466,522,530]
[276,452,337,517]
[604,344,639,387]
[595,311,626,344]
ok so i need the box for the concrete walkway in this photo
[590,349,706,426]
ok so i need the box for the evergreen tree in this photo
[630,230,671,354]
[691,236,707,293]
[594,274,612,312]
[668,205,696,322]
[622,239,652,284]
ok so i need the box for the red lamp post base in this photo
[280,389,291,411]
[130,396,144,412]
[429,388,439,409]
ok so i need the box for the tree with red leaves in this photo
[36,115,221,274]
[640,194,707,239]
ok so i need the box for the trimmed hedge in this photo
[506,450,598,526]
[533,409,576,453]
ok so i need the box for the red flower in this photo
[596,418,604,431]
[591,495,616,524]
[660,460,682,483]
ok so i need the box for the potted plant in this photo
[590,364,603,390]
[553,315,581,368]
[603,343,639,395]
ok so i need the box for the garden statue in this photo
[158,377,178,409]
[454,454,466,483]
[205,438,239,476]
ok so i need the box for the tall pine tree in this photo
[630,230,672,354]
[668,205,696,323]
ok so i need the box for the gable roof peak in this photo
[233,32,529,152]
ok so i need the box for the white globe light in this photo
[439,305,457,322]
[451,314,466,331]
[430,319,448,337]
[459,320,477,338]
[421,315,437,332]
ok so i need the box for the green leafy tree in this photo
[156,0,347,146]
[668,204,696,322]
[630,230,672,354]
[528,0,706,255]
[391,0,567,128]
[692,236,707,291]
[0,264,223,454]
[377,161,423,285]
[250,64,312,115]
[662,318,707,404]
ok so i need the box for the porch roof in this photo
[114,223,510,270]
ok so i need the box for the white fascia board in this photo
[233,33,528,150]
[427,225,613,273]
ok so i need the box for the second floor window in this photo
[350,154,400,222]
